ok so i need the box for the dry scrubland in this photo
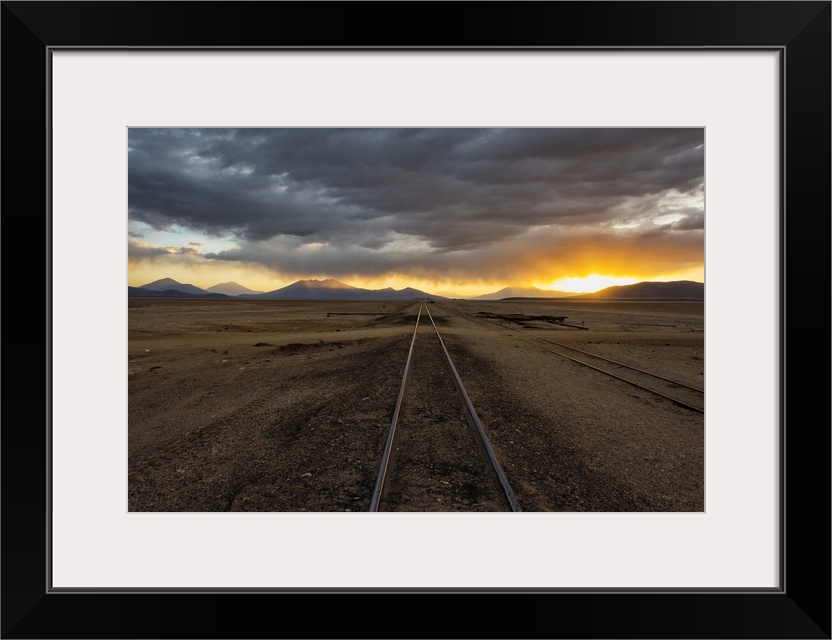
[128,297,704,512]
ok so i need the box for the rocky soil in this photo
[128,298,704,512]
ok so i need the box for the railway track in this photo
[369,303,521,512]
[439,303,704,414]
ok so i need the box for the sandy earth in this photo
[128,298,704,512]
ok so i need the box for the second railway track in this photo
[439,303,705,414]
[369,303,521,512]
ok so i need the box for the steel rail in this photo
[522,341,704,414]
[522,335,703,394]
[438,303,704,414]
[368,303,423,512]
[423,305,523,512]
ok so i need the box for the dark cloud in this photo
[671,211,705,231]
[128,128,704,280]
[128,240,204,262]
[128,241,170,261]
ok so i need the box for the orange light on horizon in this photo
[539,274,641,294]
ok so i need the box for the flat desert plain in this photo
[128,298,704,512]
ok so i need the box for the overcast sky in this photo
[128,128,704,295]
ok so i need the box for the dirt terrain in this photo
[128,298,704,512]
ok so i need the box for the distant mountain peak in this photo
[470,285,577,300]
[580,280,704,300]
[206,281,264,296]
[141,277,181,288]
[287,278,358,290]
[139,277,210,296]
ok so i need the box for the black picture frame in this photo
[3,2,829,638]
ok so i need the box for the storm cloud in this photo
[128,128,704,285]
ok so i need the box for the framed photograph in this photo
[4,1,829,638]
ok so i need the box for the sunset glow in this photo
[541,275,641,294]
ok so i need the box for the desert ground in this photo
[128,297,704,512]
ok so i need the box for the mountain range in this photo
[580,280,704,300]
[206,281,265,296]
[129,278,447,301]
[240,278,448,301]
[128,277,704,301]
[468,286,578,300]
[504,280,704,301]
